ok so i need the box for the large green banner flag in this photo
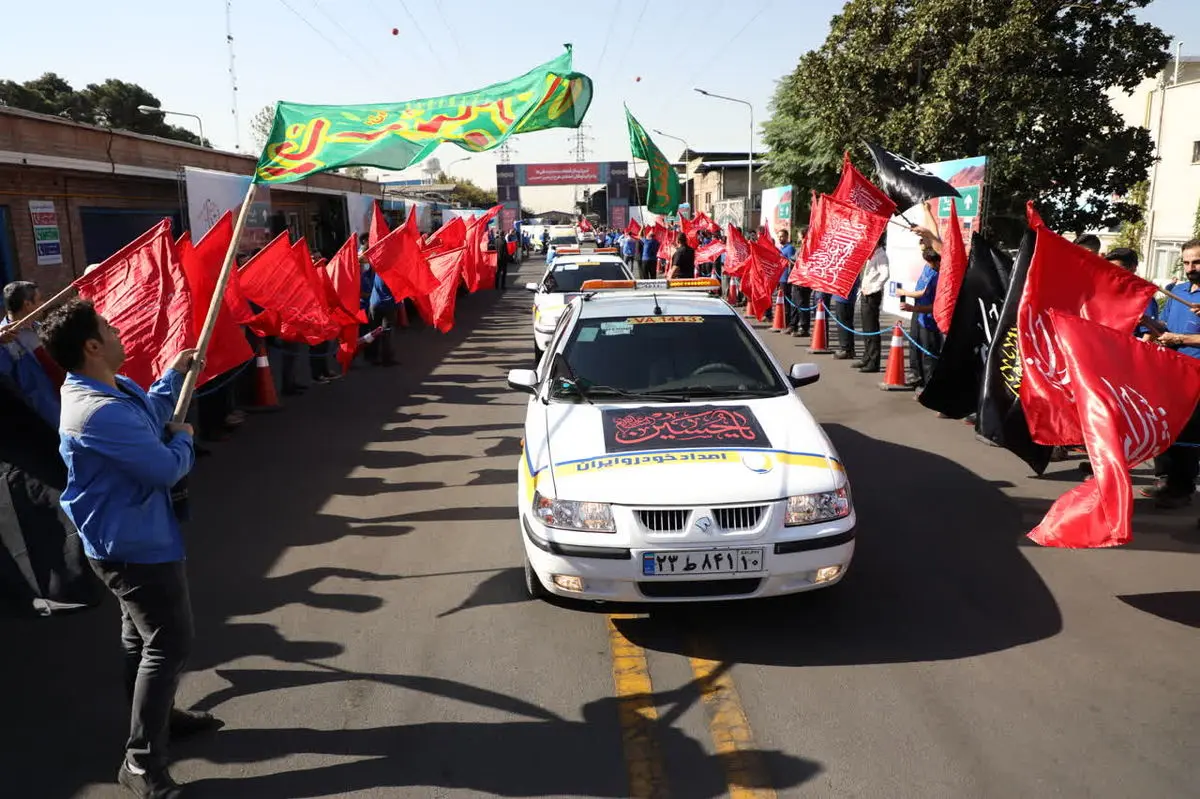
[255,47,593,184]
[625,106,681,216]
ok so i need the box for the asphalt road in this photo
[4,256,1199,799]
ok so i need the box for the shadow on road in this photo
[177,665,821,798]
[611,423,1065,666]
[1117,591,1200,629]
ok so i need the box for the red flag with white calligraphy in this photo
[1017,203,1159,445]
[832,151,897,219]
[743,238,790,320]
[723,225,752,278]
[932,202,968,334]
[696,239,725,265]
[793,194,888,296]
[1029,310,1200,548]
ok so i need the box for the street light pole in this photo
[653,128,692,214]
[137,105,207,145]
[694,89,754,229]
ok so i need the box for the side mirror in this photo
[788,362,820,388]
[507,368,540,395]
[524,282,540,292]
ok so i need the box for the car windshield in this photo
[549,234,577,246]
[550,312,788,401]
[545,262,629,293]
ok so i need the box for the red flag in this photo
[832,151,898,218]
[322,237,369,326]
[696,239,725,265]
[462,205,503,292]
[795,194,888,296]
[369,202,390,247]
[238,232,338,345]
[413,247,467,333]
[177,219,254,385]
[694,212,719,234]
[932,203,967,334]
[1017,207,1160,445]
[743,237,790,320]
[364,219,438,301]
[1029,310,1200,548]
[723,225,752,278]
[680,214,700,248]
[75,220,194,389]
[625,219,642,237]
[426,216,467,253]
[578,216,593,232]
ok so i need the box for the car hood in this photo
[534,294,579,327]
[540,396,844,505]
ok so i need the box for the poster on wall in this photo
[713,198,745,232]
[184,167,272,251]
[759,186,793,239]
[28,200,63,266]
[881,156,988,318]
[345,193,375,239]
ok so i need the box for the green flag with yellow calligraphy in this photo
[254,47,593,184]
[625,106,681,216]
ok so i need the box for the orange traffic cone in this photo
[726,278,738,305]
[250,342,281,410]
[771,288,786,331]
[880,323,912,391]
[809,300,832,354]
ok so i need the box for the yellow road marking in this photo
[689,645,776,799]
[607,614,670,799]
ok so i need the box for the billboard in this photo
[760,186,793,238]
[524,163,602,186]
[184,167,271,251]
[881,156,988,319]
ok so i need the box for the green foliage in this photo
[1112,180,1149,256]
[0,72,209,147]
[250,105,275,151]
[762,0,1170,244]
[435,172,496,207]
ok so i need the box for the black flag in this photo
[976,228,1053,475]
[863,142,962,210]
[919,233,1013,418]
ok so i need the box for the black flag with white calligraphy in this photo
[863,142,962,210]
[976,228,1053,476]
[919,233,1013,419]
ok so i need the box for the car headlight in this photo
[785,486,851,526]
[534,318,559,334]
[533,491,615,533]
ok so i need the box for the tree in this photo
[0,72,210,147]
[762,0,1170,243]
[435,172,497,207]
[341,166,370,180]
[250,104,276,151]
[1112,180,1148,256]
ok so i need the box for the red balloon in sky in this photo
[392,27,399,35]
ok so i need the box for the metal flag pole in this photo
[171,179,258,422]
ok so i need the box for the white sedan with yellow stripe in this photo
[525,250,631,363]
[507,278,855,603]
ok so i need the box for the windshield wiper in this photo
[587,386,692,402]
[673,386,780,398]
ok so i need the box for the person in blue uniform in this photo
[1144,239,1200,508]
[897,248,942,389]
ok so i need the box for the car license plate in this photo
[641,548,764,576]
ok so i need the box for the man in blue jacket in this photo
[39,299,217,799]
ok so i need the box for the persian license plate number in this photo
[641,548,764,576]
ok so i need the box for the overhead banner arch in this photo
[495,161,630,231]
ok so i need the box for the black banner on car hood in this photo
[601,405,771,453]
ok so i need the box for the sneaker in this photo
[117,761,185,798]
[170,708,223,740]
[1154,493,1193,510]
[850,361,865,369]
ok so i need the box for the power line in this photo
[677,0,774,91]
[392,0,449,70]
[432,2,465,61]
[274,0,379,82]
[595,0,623,70]
[612,0,650,78]
[309,0,391,74]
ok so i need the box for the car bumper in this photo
[520,515,855,602]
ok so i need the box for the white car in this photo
[507,278,855,603]
[525,252,632,362]
[544,226,580,262]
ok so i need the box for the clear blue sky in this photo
[2,0,1195,212]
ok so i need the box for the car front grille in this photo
[636,505,767,533]
[638,578,762,598]
[637,509,689,533]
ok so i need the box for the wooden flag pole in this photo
[0,282,79,339]
[171,180,258,423]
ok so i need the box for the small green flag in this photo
[255,47,593,184]
[625,106,681,216]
